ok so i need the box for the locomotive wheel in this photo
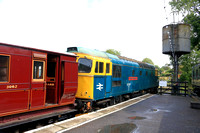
[109,98,115,106]
[104,102,109,107]
[76,99,83,109]
[115,95,123,103]
[119,95,123,103]
[115,96,119,103]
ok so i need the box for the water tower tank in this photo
[162,24,191,55]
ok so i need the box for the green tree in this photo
[169,0,200,83]
[160,64,172,77]
[179,47,200,83]
[161,64,171,71]
[169,0,200,15]
[142,58,154,65]
[154,65,160,70]
[169,0,200,49]
[183,14,200,49]
[106,49,121,55]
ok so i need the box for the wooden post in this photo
[184,82,186,97]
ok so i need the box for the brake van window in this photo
[33,61,44,80]
[78,58,92,73]
[0,55,9,82]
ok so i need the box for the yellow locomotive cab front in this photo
[75,53,112,100]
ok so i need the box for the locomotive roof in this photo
[67,47,119,59]
[117,55,155,69]
[0,42,76,57]
[67,47,155,69]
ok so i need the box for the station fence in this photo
[158,81,188,96]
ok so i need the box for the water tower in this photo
[162,23,191,82]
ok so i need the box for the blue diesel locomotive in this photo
[67,47,158,112]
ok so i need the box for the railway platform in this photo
[27,94,200,133]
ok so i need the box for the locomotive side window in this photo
[95,61,98,73]
[95,61,104,73]
[0,55,10,82]
[106,63,110,73]
[33,60,45,81]
[99,62,104,73]
[78,58,92,73]
[140,71,142,76]
[112,81,121,87]
[132,70,135,76]
[113,65,121,78]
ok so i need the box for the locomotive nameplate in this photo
[129,77,138,80]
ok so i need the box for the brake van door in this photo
[30,52,47,109]
[60,56,78,104]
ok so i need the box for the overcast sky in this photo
[0,0,177,67]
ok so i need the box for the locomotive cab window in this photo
[33,60,45,81]
[78,58,92,73]
[0,55,10,82]
[99,62,104,73]
[106,63,110,73]
[95,61,98,73]
[95,61,104,73]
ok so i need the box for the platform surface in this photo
[28,94,200,133]
[65,95,200,133]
